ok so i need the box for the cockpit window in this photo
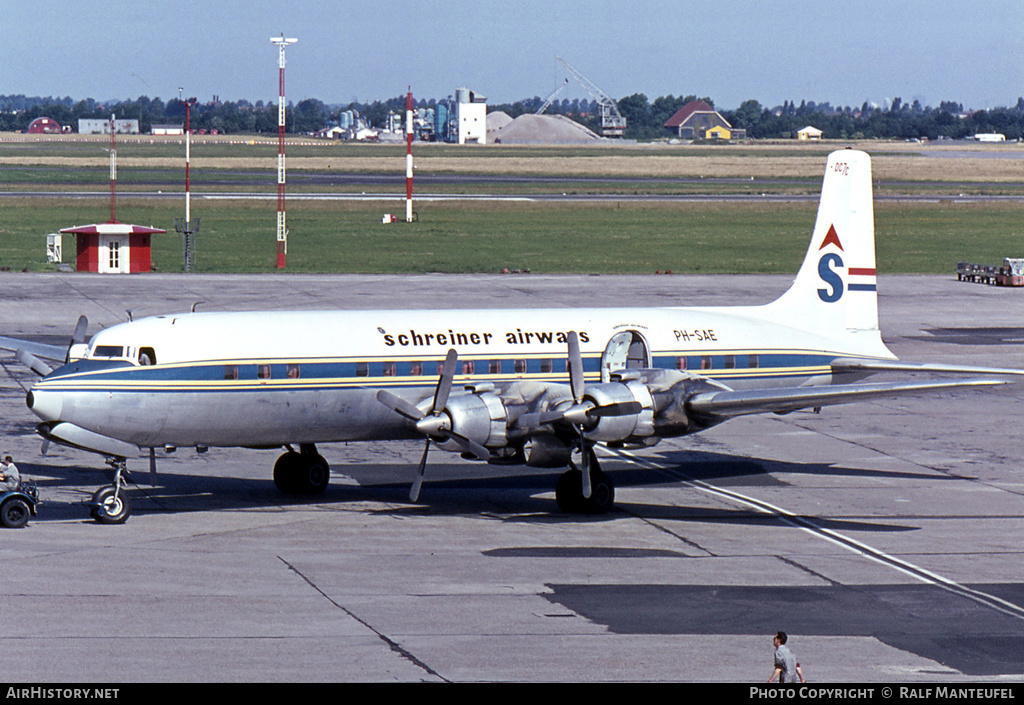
[93,345,125,358]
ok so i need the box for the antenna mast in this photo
[271,34,297,268]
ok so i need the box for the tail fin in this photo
[766,149,894,358]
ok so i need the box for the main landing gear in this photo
[273,444,330,495]
[555,447,614,515]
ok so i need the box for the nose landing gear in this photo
[90,458,131,524]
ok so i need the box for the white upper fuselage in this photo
[78,303,887,368]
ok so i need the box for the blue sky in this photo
[5,0,1022,110]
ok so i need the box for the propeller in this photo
[15,349,53,377]
[519,332,642,498]
[13,316,89,377]
[376,348,489,502]
[66,315,89,362]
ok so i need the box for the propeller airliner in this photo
[3,149,1021,523]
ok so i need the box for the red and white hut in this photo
[59,115,167,273]
[60,222,166,273]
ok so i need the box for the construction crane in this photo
[555,56,626,137]
[536,78,568,115]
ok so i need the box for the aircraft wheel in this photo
[90,486,130,524]
[1,498,31,528]
[556,469,585,513]
[273,452,301,493]
[555,465,615,515]
[274,451,330,495]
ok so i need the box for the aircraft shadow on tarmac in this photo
[543,582,1024,678]
[14,448,937,534]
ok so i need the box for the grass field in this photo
[0,134,1022,274]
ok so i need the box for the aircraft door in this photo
[601,330,651,382]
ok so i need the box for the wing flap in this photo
[686,379,1007,419]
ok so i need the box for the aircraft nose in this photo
[27,388,63,422]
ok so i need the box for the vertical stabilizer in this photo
[766,149,892,358]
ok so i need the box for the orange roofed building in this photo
[663,100,746,140]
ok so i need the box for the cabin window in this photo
[700,356,712,370]
[514,359,527,374]
[287,364,301,379]
[257,364,272,380]
[725,355,736,369]
[139,347,156,365]
[462,360,475,375]
[676,356,688,370]
[409,361,423,376]
[489,359,501,374]
[93,345,124,358]
[356,362,369,377]
[382,362,396,377]
[539,359,553,374]
[748,354,759,369]
[224,365,239,380]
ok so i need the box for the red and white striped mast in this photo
[271,34,297,269]
[405,88,414,223]
[108,114,117,222]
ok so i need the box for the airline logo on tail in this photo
[817,224,876,303]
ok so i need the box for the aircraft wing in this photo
[831,357,1024,377]
[0,336,67,363]
[686,378,1007,420]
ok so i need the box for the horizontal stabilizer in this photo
[687,379,1007,419]
[832,357,1024,377]
[37,422,141,459]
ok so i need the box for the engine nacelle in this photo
[436,392,508,452]
[523,434,572,468]
[651,373,735,437]
[581,380,655,443]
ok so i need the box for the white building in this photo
[455,87,487,144]
[78,118,140,134]
[151,124,184,135]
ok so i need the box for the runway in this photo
[1,272,1023,683]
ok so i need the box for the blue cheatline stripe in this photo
[36,350,857,394]
[849,283,877,291]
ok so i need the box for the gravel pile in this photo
[490,113,601,144]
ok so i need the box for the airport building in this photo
[663,100,746,140]
[78,118,140,135]
[455,87,487,144]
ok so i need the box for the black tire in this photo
[555,466,615,515]
[273,452,302,493]
[90,486,130,524]
[274,452,330,495]
[556,468,585,513]
[1,498,31,528]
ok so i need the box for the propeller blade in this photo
[376,389,426,421]
[587,401,643,418]
[72,315,89,345]
[567,331,584,403]
[580,435,592,499]
[410,438,431,502]
[432,349,458,412]
[16,349,53,377]
[449,432,490,461]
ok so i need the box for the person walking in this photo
[768,631,806,683]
